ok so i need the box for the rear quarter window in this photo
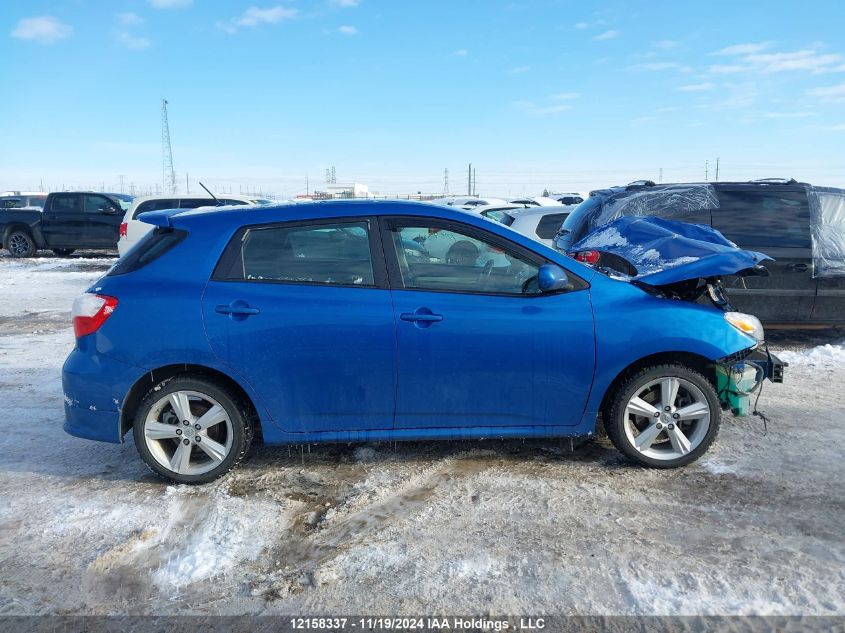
[714,187,810,248]
[109,228,187,275]
[535,213,569,239]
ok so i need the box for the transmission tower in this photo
[443,168,450,195]
[331,166,337,184]
[161,99,177,194]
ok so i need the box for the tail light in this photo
[571,250,601,264]
[72,294,118,338]
[119,223,128,237]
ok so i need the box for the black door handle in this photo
[786,263,808,272]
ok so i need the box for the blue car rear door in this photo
[380,217,596,429]
[202,216,396,433]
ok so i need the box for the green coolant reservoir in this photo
[716,362,764,416]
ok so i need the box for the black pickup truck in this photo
[0,192,126,257]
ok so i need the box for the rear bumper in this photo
[62,346,142,443]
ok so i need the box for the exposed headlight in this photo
[724,311,764,342]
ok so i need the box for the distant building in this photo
[322,183,372,199]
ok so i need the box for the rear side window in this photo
[0,198,24,208]
[558,196,583,205]
[109,228,187,275]
[133,199,177,219]
[217,220,375,286]
[714,187,810,248]
[535,213,569,239]
[51,194,82,212]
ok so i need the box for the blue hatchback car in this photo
[63,201,783,483]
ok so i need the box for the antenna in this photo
[198,181,221,205]
[161,99,177,194]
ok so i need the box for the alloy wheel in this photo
[8,234,31,256]
[622,377,711,461]
[143,390,234,476]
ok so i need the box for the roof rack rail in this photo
[625,180,656,189]
[749,178,798,184]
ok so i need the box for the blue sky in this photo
[1,0,844,197]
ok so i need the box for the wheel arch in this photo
[596,351,719,423]
[3,223,36,247]
[119,363,264,443]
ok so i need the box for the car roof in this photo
[128,193,259,212]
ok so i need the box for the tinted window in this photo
[109,228,187,275]
[714,187,810,248]
[27,196,47,208]
[51,194,82,213]
[221,199,249,206]
[85,195,115,213]
[536,213,569,239]
[178,198,220,209]
[558,196,583,205]
[134,199,178,218]
[238,221,374,286]
[0,198,24,208]
[481,209,515,226]
[389,224,541,295]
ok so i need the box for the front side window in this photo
[238,221,375,286]
[389,224,541,295]
[85,195,114,213]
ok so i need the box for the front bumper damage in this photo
[715,346,785,416]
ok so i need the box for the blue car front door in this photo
[382,218,596,429]
[202,218,396,433]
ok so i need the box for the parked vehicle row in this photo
[63,199,783,483]
[555,179,845,325]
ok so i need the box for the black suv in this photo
[554,179,845,326]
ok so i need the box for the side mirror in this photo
[538,263,571,292]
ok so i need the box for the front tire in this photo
[6,231,36,257]
[606,364,720,468]
[133,376,254,484]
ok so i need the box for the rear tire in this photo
[606,364,720,468]
[133,376,254,484]
[6,231,36,258]
[52,248,75,257]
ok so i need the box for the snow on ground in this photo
[0,250,844,615]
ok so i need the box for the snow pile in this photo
[777,342,845,368]
[576,226,628,249]
[147,486,282,589]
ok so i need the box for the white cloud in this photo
[114,31,152,49]
[713,42,771,56]
[148,0,193,8]
[574,22,588,29]
[508,65,530,74]
[677,82,715,92]
[655,40,678,49]
[331,0,361,6]
[218,6,299,33]
[338,25,358,35]
[825,123,845,131]
[453,49,468,57]
[808,82,845,102]
[593,29,619,41]
[11,16,73,44]
[762,111,817,118]
[117,12,145,26]
[514,93,579,115]
[629,61,692,72]
[709,45,845,75]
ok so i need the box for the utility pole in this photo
[443,168,450,195]
[473,168,477,196]
[306,174,309,196]
[331,166,336,184]
[705,160,709,181]
[118,174,125,193]
[186,173,190,194]
[161,99,177,194]
[715,157,720,182]
[658,168,663,183]
[467,163,472,196]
